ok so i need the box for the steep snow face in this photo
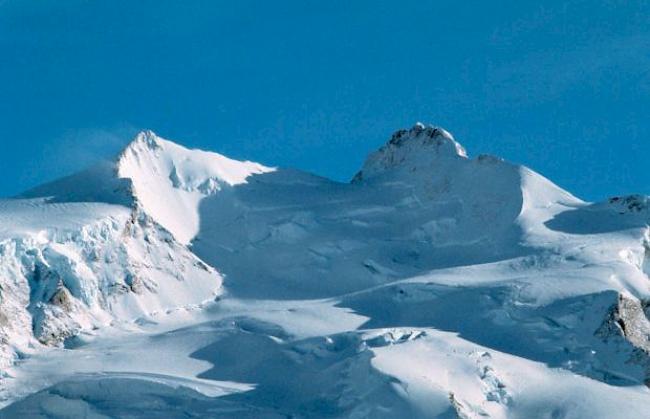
[0,199,222,373]
[21,130,274,245]
[116,131,274,244]
[0,201,134,371]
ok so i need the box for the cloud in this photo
[23,124,140,190]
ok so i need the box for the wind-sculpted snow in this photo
[191,139,541,299]
[545,194,650,234]
[2,124,650,418]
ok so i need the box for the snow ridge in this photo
[2,125,650,418]
[116,130,274,244]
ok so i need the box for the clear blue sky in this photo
[1,1,649,200]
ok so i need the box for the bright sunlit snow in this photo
[1,125,650,418]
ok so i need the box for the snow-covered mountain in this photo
[2,124,650,418]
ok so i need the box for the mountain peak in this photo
[116,132,274,244]
[352,123,468,183]
[389,122,459,148]
[119,130,164,155]
[131,129,162,149]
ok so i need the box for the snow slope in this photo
[116,130,274,244]
[21,130,274,245]
[2,125,650,418]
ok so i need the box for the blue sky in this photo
[1,0,649,200]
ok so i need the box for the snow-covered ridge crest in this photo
[352,122,468,183]
[116,130,275,244]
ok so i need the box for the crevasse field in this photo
[1,124,650,418]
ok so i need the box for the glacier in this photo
[1,124,650,418]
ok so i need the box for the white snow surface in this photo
[2,125,650,418]
[116,131,274,244]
